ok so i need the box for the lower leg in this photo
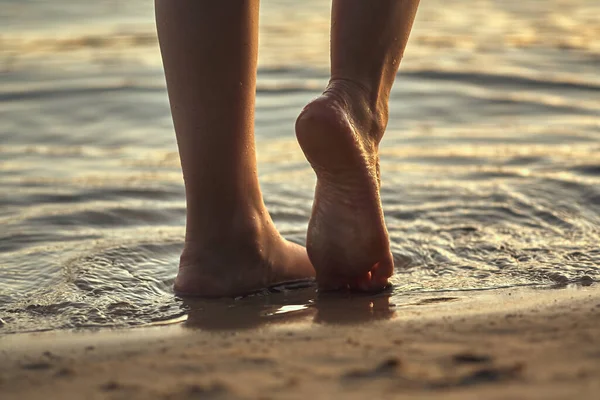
[296,0,420,290]
[156,0,313,297]
[330,0,421,119]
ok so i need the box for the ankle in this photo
[323,78,389,142]
[181,206,271,264]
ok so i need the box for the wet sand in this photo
[2,286,599,399]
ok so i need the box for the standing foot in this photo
[175,211,315,297]
[295,79,394,291]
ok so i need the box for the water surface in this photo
[1,0,599,334]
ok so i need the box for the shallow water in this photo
[1,0,599,334]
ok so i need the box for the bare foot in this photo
[295,79,394,291]
[174,211,315,297]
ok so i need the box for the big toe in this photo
[352,253,394,292]
[317,254,394,293]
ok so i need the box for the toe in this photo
[352,272,373,292]
[369,252,394,289]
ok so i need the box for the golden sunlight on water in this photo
[0,0,598,334]
[2,0,599,74]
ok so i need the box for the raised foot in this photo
[295,81,394,292]
[174,216,315,298]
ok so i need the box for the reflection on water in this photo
[1,0,599,334]
[181,286,397,330]
[182,290,316,331]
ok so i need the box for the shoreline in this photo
[1,285,599,399]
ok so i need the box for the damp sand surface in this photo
[1,286,599,399]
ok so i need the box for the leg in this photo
[155,0,314,297]
[296,0,420,291]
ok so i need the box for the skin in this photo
[155,0,420,297]
[297,0,420,291]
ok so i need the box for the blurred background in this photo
[1,0,599,333]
